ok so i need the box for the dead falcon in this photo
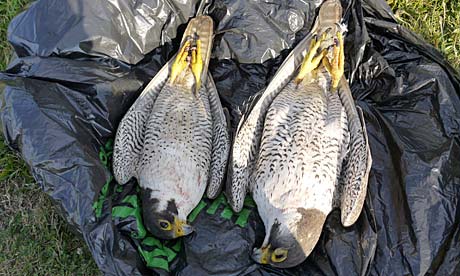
[113,16,229,240]
[227,0,372,268]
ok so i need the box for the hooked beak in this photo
[173,217,194,238]
[251,245,271,265]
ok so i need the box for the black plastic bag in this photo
[1,0,460,275]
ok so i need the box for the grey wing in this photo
[112,61,171,184]
[337,78,372,227]
[206,75,230,199]
[227,34,318,212]
[227,102,265,212]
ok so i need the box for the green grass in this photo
[0,0,458,275]
[0,1,101,275]
[389,0,460,70]
[0,0,29,70]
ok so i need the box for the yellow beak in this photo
[173,217,194,238]
[251,245,271,265]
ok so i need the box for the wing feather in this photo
[112,61,171,184]
[206,75,230,198]
[337,78,372,226]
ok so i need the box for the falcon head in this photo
[141,189,194,239]
[252,208,327,268]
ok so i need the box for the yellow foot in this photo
[169,36,203,92]
[170,40,191,85]
[191,39,203,90]
[295,32,328,84]
[322,32,344,90]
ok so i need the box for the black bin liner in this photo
[1,0,460,275]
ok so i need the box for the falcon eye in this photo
[159,220,172,230]
[271,248,288,263]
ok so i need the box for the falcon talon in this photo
[295,33,328,84]
[324,31,344,90]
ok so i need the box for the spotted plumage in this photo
[228,0,372,268]
[113,16,229,239]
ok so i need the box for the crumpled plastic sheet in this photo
[1,0,460,275]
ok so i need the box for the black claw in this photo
[312,34,318,41]
[334,38,339,46]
